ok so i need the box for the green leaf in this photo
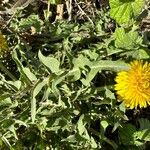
[7,81,21,90]
[109,0,145,25]
[9,125,18,140]
[67,55,90,81]
[68,55,129,83]
[51,72,66,95]
[137,49,150,59]
[22,68,37,82]
[139,118,150,130]
[61,135,76,143]
[77,114,85,136]
[38,51,60,73]
[0,97,12,106]
[31,79,48,123]
[1,136,14,150]
[114,28,141,49]
[18,15,43,32]
[134,129,150,143]
[103,137,118,150]
[15,120,28,128]
[89,60,129,72]
[119,124,136,145]
[105,88,115,100]
[123,48,150,59]
[82,60,129,86]
[90,136,97,148]
[12,50,32,85]
[81,67,99,86]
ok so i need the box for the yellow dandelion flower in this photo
[0,32,9,57]
[115,60,150,109]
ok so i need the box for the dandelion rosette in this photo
[115,60,150,109]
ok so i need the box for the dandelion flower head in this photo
[0,32,9,58]
[115,60,150,109]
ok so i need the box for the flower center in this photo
[142,80,150,89]
[138,79,150,91]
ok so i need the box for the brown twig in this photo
[74,0,94,26]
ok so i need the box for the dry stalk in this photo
[74,0,94,26]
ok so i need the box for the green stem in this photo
[0,61,17,80]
